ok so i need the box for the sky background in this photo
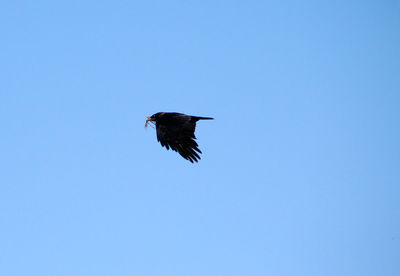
[1,1,399,275]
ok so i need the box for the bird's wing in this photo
[156,117,202,163]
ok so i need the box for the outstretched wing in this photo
[156,115,202,163]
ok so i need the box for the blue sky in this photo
[1,1,399,275]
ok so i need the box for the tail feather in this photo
[193,116,214,121]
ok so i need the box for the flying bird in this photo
[145,112,213,163]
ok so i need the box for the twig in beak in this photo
[145,117,155,129]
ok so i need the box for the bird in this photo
[145,112,213,163]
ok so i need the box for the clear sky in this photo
[1,1,399,275]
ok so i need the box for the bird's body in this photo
[145,112,213,163]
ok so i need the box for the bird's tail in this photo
[193,116,214,121]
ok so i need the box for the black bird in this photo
[145,112,213,163]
